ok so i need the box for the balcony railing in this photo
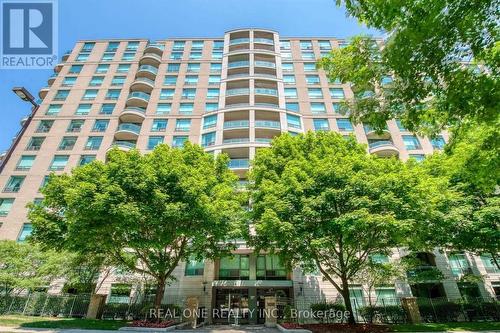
[137,65,158,75]
[254,61,276,68]
[255,138,272,143]
[123,106,146,114]
[255,120,280,129]
[255,88,278,96]
[368,141,395,149]
[226,88,250,96]
[224,120,249,129]
[254,38,274,45]
[229,38,250,45]
[228,159,250,169]
[141,53,162,61]
[117,123,141,134]
[223,138,250,144]
[228,61,250,68]
[128,91,150,101]
[132,77,155,86]
[114,141,136,149]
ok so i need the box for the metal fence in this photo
[0,293,90,318]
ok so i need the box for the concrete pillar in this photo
[248,288,257,324]
[185,296,199,328]
[86,294,106,319]
[264,296,277,327]
[401,297,421,324]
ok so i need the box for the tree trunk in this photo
[340,277,356,324]
[154,278,166,321]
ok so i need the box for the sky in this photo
[0,0,381,151]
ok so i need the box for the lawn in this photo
[390,321,500,332]
[0,315,129,330]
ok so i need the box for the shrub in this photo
[310,301,347,323]
[417,300,464,322]
[358,305,406,324]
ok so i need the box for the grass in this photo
[390,321,500,332]
[0,315,129,330]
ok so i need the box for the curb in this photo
[276,324,312,333]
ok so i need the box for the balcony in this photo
[229,38,250,46]
[61,50,71,61]
[255,120,280,129]
[139,52,162,66]
[126,91,150,108]
[120,106,146,123]
[228,159,249,169]
[254,61,276,69]
[47,73,58,85]
[226,88,250,97]
[224,120,249,129]
[109,140,136,152]
[228,61,250,69]
[368,141,399,157]
[254,38,274,45]
[364,125,391,139]
[38,86,50,99]
[54,63,63,72]
[115,123,141,141]
[255,88,278,96]
[130,77,155,93]
[223,138,250,144]
[136,65,158,80]
[144,42,164,55]
[255,138,272,143]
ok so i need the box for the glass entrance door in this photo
[214,288,250,324]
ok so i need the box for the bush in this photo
[358,305,406,324]
[417,300,464,322]
[310,301,347,323]
[301,323,389,333]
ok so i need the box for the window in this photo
[256,255,287,280]
[164,76,177,85]
[121,52,135,61]
[16,155,35,170]
[156,103,171,115]
[89,76,104,86]
[337,119,353,131]
[172,136,188,147]
[46,104,62,115]
[92,119,109,132]
[184,75,198,85]
[402,135,422,150]
[175,119,191,132]
[286,102,300,112]
[58,136,77,150]
[300,40,313,50]
[179,103,194,115]
[0,198,14,216]
[49,155,69,171]
[95,64,109,74]
[117,64,130,73]
[36,120,54,133]
[311,102,326,114]
[147,136,164,150]
[79,155,96,166]
[187,63,200,73]
[62,77,77,86]
[283,75,296,84]
[191,40,204,50]
[100,103,115,115]
[332,103,341,113]
[480,255,500,274]
[284,88,298,99]
[313,119,330,131]
[67,119,84,132]
[106,89,121,100]
[82,89,98,100]
[303,63,316,71]
[182,88,196,99]
[203,115,217,129]
[151,119,168,132]
[212,51,222,59]
[431,136,446,149]
[375,288,398,306]
[210,63,222,72]
[185,257,204,276]
[26,137,44,150]
[85,136,103,150]
[189,51,202,59]
[448,253,471,277]
[318,40,332,50]
[76,53,89,62]
[81,42,95,52]
[167,63,180,72]
[396,120,407,131]
[109,283,131,304]
[209,75,220,85]
[201,132,216,147]
[17,223,32,242]
[371,254,389,264]
[39,176,50,191]
[54,90,69,101]
[219,255,250,280]
[173,40,185,50]
[213,40,224,50]
[306,75,320,85]
[280,40,291,49]
[106,42,119,52]
[302,51,315,59]
[308,88,323,99]
[75,104,91,115]
[409,154,425,162]
[4,176,25,192]
[206,103,218,112]
[170,51,183,60]
[69,65,83,73]
[282,63,293,71]
[102,52,115,61]
[207,88,219,99]
[160,89,175,100]
[111,76,126,86]
[330,88,345,99]
[281,52,292,59]
[126,41,139,51]
[287,114,301,129]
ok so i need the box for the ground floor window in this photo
[108,283,132,304]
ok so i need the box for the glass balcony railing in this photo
[255,138,272,143]
[368,141,395,149]
[226,88,250,96]
[255,120,280,129]
[133,77,156,86]
[228,61,250,68]
[146,42,165,50]
[128,91,150,101]
[255,102,279,108]
[255,88,278,96]
[141,53,162,61]
[137,65,158,75]
[228,159,250,169]
[117,123,141,134]
[114,141,136,149]
[224,120,249,129]
[254,38,274,45]
[229,38,250,45]
[123,106,146,114]
[254,61,276,68]
[223,138,250,144]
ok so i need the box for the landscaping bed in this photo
[129,320,175,328]
[281,323,390,333]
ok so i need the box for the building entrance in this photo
[214,288,250,324]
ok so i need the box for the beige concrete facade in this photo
[0,29,498,317]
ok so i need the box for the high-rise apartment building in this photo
[0,29,497,323]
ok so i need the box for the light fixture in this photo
[12,87,37,107]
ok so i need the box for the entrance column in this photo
[264,296,277,327]
[248,287,257,324]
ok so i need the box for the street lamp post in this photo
[0,87,40,173]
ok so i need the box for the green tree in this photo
[29,143,243,310]
[250,132,456,323]
[0,240,69,295]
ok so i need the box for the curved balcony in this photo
[254,38,274,45]
[226,88,250,97]
[254,61,276,69]
[120,106,146,123]
[145,42,164,55]
[255,120,280,129]
[54,63,63,73]
[108,140,136,152]
[38,86,50,99]
[224,120,249,129]
[115,123,141,141]
[223,138,250,145]
[226,73,277,80]
[61,50,71,62]
[139,52,162,66]
[255,88,278,96]
[364,125,391,139]
[229,38,250,46]
[368,141,400,157]
[228,158,249,169]
[47,73,58,85]
[130,77,155,93]
[126,91,150,108]
[228,61,250,69]
[136,65,158,80]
